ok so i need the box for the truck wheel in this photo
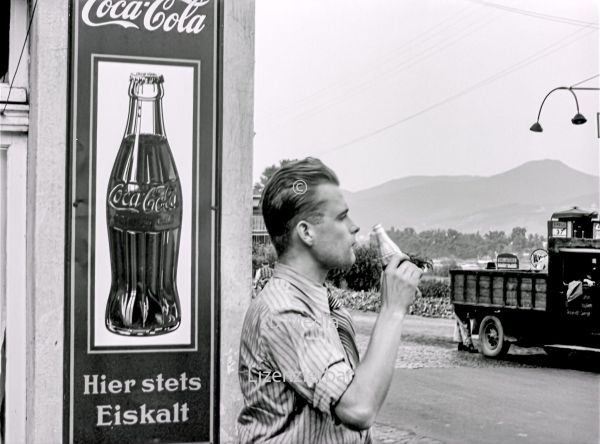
[479,316,510,358]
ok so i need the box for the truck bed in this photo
[450,269,549,311]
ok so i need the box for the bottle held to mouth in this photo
[371,224,403,266]
[371,223,432,270]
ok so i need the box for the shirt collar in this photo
[273,263,330,314]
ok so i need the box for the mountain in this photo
[344,160,598,235]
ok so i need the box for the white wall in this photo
[2,0,256,442]
[219,1,256,441]
[25,0,69,442]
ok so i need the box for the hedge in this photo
[327,244,383,291]
[328,280,454,318]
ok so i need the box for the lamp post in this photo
[530,84,600,210]
[529,86,599,133]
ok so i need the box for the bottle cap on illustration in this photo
[129,72,165,83]
[129,73,165,99]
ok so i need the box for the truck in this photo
[450,207,600,358]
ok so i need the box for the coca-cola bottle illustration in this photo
[105,72,182,336]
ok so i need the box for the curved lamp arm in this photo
[535,86,580,123]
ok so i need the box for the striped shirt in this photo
[237,263,372,443]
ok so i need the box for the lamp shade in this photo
[571,113,587,125]
[529,121,543,132]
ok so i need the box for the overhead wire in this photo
[570,74,599,87]
[261,8,494,129]
[272,18,496,128]
[314,27,596,156]
[259,4,478,122]
[260,0,598,126]
[464,0,599,29]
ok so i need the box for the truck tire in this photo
[479,315,510,358]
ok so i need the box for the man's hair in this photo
[261,157,339,256]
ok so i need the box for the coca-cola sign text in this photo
[82,0,209,34]
[108,183,179,213]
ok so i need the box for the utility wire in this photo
[262,11,495,129]
[263,1,600,130]
[272,18,495,128]
[260,5,478,122]
[314,27,595,156]
[465,0,599,29]
[571,74,599,87]
[1,0,38,115]
[262,1,597,123]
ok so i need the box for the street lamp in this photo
[529,86,598,133]
[530,81,600,211]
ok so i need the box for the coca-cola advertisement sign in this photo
[82,0,210,33]
[65,1,218,443]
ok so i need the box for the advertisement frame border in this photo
[64,1,221,442]
[86,53,203,354]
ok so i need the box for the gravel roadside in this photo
[348,310,599,443]
[349,310,562,370]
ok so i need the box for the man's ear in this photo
[294,220,314,247]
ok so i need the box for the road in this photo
[349,311,600,444]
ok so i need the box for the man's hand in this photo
[334,254,424,429]
[380,254,423,316]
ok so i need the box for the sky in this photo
[253,0,600,192]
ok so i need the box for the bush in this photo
[431,260,458,277]
[328,280,454,319]
[328,285,381,312]
[252,242,277,274]
[412,280,454,318]
[418,280,450,298]
[327,244,383,292]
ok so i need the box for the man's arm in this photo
[334,255,422,429]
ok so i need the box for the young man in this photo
[237,158,423,443]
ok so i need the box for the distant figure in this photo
[454,314,477,353]
[253,260,274,295]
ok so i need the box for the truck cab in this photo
[546,207,600,344]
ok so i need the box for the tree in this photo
[252,242,277,274]
[510,227,528,251]
[484,230,508,256]
[253,159,297,195]
[385,226,543,261]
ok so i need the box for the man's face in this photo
[307,183,360,270]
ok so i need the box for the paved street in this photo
[350,311,600,444]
